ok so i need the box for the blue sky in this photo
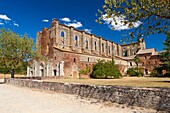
[0,0,166,51]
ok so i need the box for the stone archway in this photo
[72,64,79,78]
[40,63,44,77]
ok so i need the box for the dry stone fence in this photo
[5,78,170,112]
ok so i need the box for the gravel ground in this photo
[0,84,157,113]
[0,79,4,83]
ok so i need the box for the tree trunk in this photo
[10,69,15,78]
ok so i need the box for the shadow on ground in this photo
[0,79,5,84]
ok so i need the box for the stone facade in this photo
[27,19,160,78]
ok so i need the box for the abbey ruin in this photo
[27,19,160,78]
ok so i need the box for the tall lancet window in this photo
[85,39,88,49]
[108,46,110,54]
[123,49,128,57]
[60,31,65,37]
[102,43,104,52]
[74,35,78,47]
[94,41,97,50]
[60,31,65,45]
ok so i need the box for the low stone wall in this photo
[14,76,65,80]
[5,78,170,112]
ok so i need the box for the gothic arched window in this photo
[123,49,128,57]
[102,43,104,52]
[60,31,65,37]
[94,41,97,50]
[74,58,76,63]
[108,46,110,54]
[86,39,88,49]
[74,35,78,47]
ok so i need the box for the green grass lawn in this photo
[44,77,170,88]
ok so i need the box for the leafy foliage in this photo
[159,33,170,75]
[133,57,140,67]
[97,0,170,40]
[79,65,92,75]
[0,62,27,75]
[0,28,36,78]
[127,68,143,77]
[150,67,163,77]
[91,60,122,79]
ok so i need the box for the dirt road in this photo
[0,84,156,113]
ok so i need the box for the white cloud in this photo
[103,14,142,31]
[73,20,77,22]
[65,22,83,28]
[42,19,49,22]
[84,29,92,34]
[14,23,19,27]
[0,14,11,20]
[60,17,71,22]
[0,22,4,25]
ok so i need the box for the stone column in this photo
[118,45,122,57]
[116,44,119,56]
[56,62,59,76]
[69,26,74,50]
[111,42,114,56]
[99,37,102,55]
[91,34,94,53]
[27,66,30,77]
[106,40,109,56]
[103,40,106,56]
[81,31,85,51]
[60,61,65,76]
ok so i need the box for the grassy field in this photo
[0,74,25,79]
[1,74,170,88]
[44,77,170,88]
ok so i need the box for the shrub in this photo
[150,69,159,77]
[79,69,88,75]
[164,73,170,77]
[79,65,92,75]
[150,66,164,77]
[91,60,122,79]
[127,68,143,77]
[127,68,137,76]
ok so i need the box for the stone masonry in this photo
[5,78,170,112]
[27,18,161,78]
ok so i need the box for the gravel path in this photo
[0,84,156,113]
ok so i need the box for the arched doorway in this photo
[40,63,44,77]
[72,64,79,78]
[145,69,148,75]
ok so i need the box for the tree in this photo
[0,61,28,75]
[97,0,170,40]
[0,29,36,78]
[91,60,122,79]
[160,33,170,74]
[127,68,143,77]
[133,56,140,67]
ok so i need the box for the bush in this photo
[127,68,137,76]
[91,60,122,79]
[150,66,164,77]
[127,68,143,77]
[164,73,170,77]
[79,65,92,75]
[150,69,159,77]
